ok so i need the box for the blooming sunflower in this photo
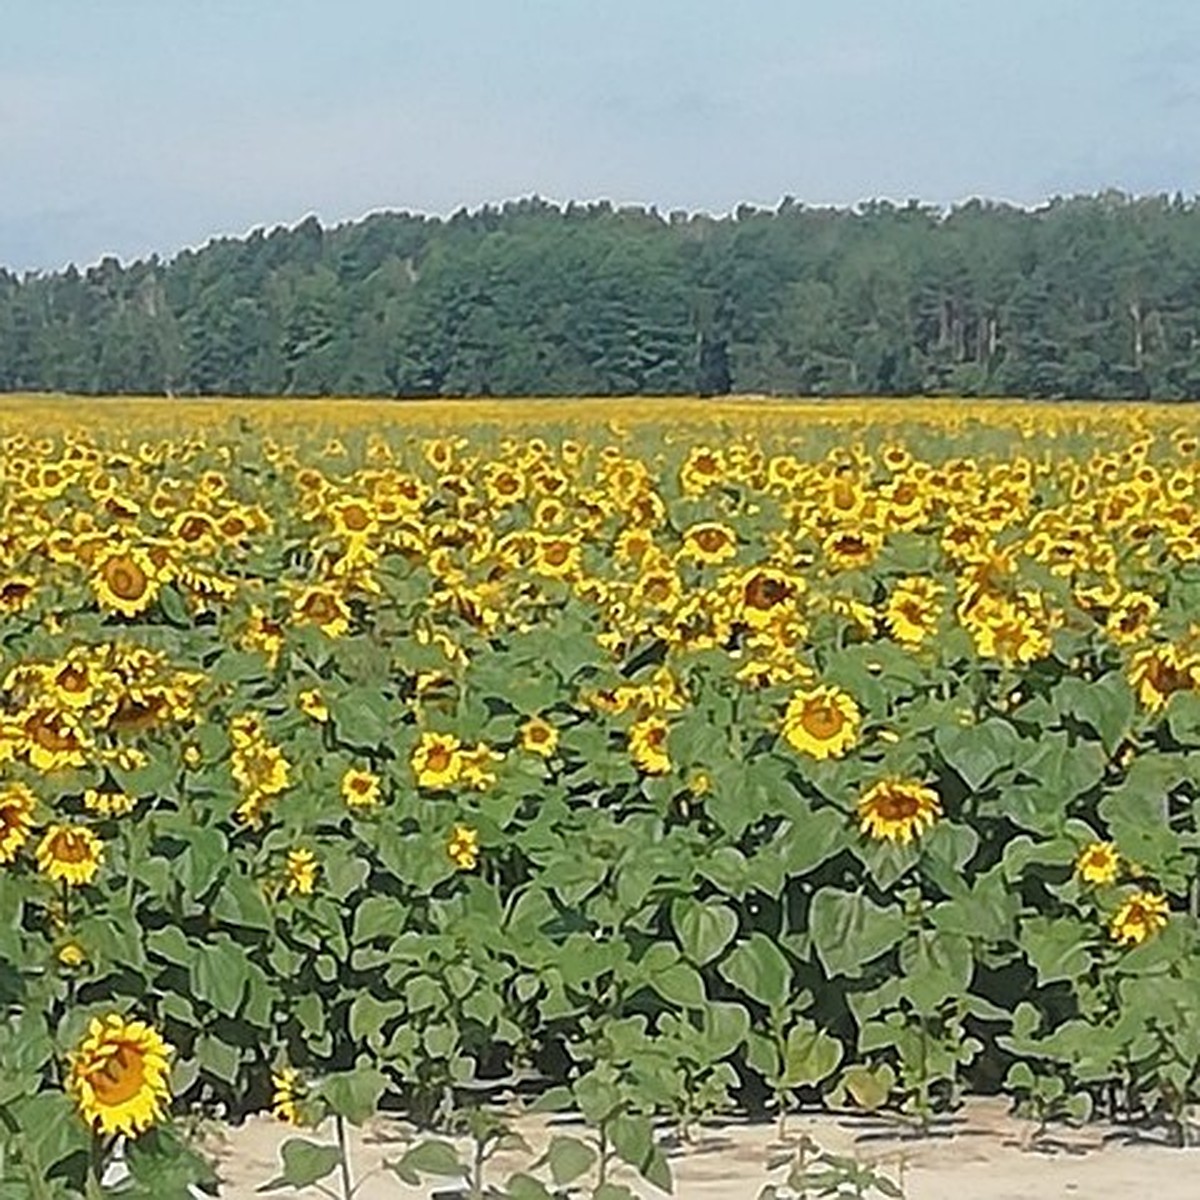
[341,766,381,809]
[520,716,559,757]
[681,522,739,565]
[0,782,37,863]
[628,716,671,774]
[36,824,103,886]
[857,779,942,844]
[782,686,860,760]
[1109,890,1170,946]
[447,824,479,870]
[884,576,944,646]
[92,544,160,618]
[293,586,352,638]
[1076,841,1119,885]
[412,732,464,790]
[298,688,329,722]
[284,848,318,895]
[68,1014,172,1138]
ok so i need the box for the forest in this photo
[2,191,1199,399]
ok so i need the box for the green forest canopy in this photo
[2,191,1199,400]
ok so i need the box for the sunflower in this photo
[857,779,942,844]
[782,686,860,760]
[58,941,86,969]
[1127,643,1197,711]
[738,566,800,628]
[284,848,318,895]
[628,716,671,774]
[529,534,582,579]
[460,742,503,790]
[681,522,738,565]
[822,528,883,571]
[0,782,37,863]
[1076,841,1119,885]
[883,576,944,646]
[36,824,103,886]
[412,732,464,790]
[271,1066,307,1126]
[341,766,381,809]
[82,789,138,818]
[68,1014,172,1138]
[447,824,480,870]
[1109,890,1170,946]
[293,586,352,638]
[92,544,160,618]
[298,689,329,722]
[0,575,36,613]
[520,716,559,757]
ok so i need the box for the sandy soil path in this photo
[206,1097,1199,1199]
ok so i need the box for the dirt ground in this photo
[204,1096,1200,1199]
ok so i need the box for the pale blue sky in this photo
[3,0,1199,271]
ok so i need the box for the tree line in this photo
[3,190,1200,399]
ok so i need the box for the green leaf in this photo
[257,1138,342,1192]
[671,898,738,965]
[388,1139,464,1186]
[1019,915,1092,986]
[352,895,406,943]
[331,686,393,750]
[935,718,1018,789]
[544,1135,597,1186]
[809,889,906,979]
[191,937,249,1013]
[319,1067,387,1126]
[651,961,708,1009]
[837,1062,895,1111]
[718,932,791,1011]
[781,1019,843,1088]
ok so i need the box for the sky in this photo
[3,0,1200,273]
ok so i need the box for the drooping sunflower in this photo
[271,1066,307,1126]
[82,789,138,818]
[520,716,559,758]
[1127,643,1197,711]
[782,686,860,760]
[36,824,103,886]
[411,732,464,790]
[0,781,37,863]
[92,544,160,618]
[341,766,381,809]
[857,779,942,844]
[1076,841,1119,885]
[1109,890,1170,946]
[68,1014,172,1138]
[284,848,318,896]
[447,824,479,871]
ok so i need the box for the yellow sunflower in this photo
[36,824,103,886]
[341,767,381,809]
[411,732,464,790]
[883,576,944,646]
[284,848,318,896]
[857,779,942,844]
[82,789,138,818]
[447,823,480,870]
[628,716,671,774]
[1076,841,1119,885]
[520,716,559,757]
[1109,891,1170,946]
[68,1014,172,1138]
[0,782,37,863]
[293,586,352,638]
[681,522,739,565]
[298,688,329,722]
[782,686,860,760]
[92,544,160,618]
[271,1066,307,1126]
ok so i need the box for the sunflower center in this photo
[425,746,452,772]
[92,1043,147,1106]
[801,702,845,740]
[27,712,78,751]
[302,593,338,623]
[341,505,370,530]
[105,558,147,600]
[873,789,921,820]
[694,528,728,553]
[543,542,571,566]
[50,830,91,864]
[745,573,790,609]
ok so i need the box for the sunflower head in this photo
[1076,841,1119,885]
[68,1014,172,1138]
[0,781,37,864]
[341,767,381,809]
[857,779,942,844]
[412,733,463,790]
[447,824,479,871]
[284,848,319,896]
[520,716,559,758]
[36,824,103,887]
[782,686,860,760]
[1109,890,1170,946]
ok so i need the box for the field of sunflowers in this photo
[4,395,1200,1198]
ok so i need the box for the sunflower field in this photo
[4,396,1200,1197]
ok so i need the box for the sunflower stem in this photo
[334,1113,354,1200]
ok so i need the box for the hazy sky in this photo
[4,0,1199,272]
